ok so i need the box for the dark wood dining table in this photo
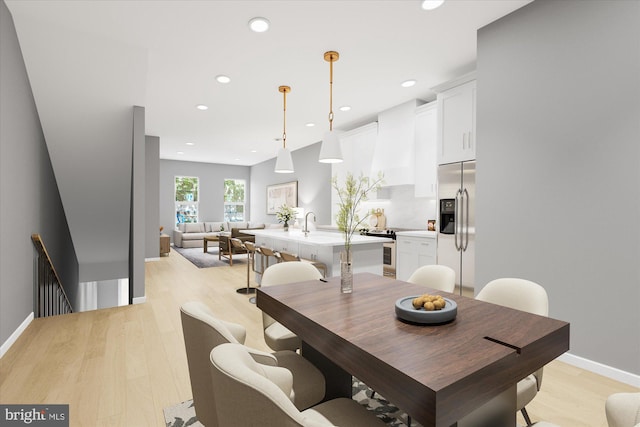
[256,272,569,427]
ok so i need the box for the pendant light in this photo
[275,85,294,173]
[319,51,343,163]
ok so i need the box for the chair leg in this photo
[407,415,411,426]
[521,407,533,426]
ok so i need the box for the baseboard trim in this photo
[558,352,640,388]
[132,296,146,305]
[145,257,161,262]
[0,312,34,359]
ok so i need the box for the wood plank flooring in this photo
[0,248,637,426]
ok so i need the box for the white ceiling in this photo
[6,0,531,167]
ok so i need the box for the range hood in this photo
[371,99,425,186]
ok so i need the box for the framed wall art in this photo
[267,181,298,214]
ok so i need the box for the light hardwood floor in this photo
[1,248,637,426]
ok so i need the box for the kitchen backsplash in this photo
[362,185,436,230]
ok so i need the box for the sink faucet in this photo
[303,211,316,236]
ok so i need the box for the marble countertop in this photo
[242,229,391,246]
[395,230,438,238]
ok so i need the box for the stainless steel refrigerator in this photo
[437,161,475,294]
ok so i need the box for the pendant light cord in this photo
[282,89,287,148]
[328,59,334,131]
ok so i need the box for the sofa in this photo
[173,221,265,248]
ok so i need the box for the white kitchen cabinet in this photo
[332,123,378,222]
[437,79,476,164]
[395,233,437,281]
[414,102,438,198]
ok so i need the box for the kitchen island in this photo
[242,229,392,281]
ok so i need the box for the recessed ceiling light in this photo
[177,151,184,155]
[305,123,315,127]
[251,150,257,153]
[186,142,195,146]
[401,79,417,88]
[422,0,445,11]
[248,17,270,33]
[339,105,351,112]
[216,75,231,84]
[196,104,208,110]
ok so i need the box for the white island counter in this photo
[242,229,391,280]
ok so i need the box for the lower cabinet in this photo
[396,235,437,281]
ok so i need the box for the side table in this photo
[160,234,170,256]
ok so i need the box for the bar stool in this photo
[259,247,281,270]
[236,239,258,295]
[249,246,280,304]
[231,238,253,295]
[278,250,327,278]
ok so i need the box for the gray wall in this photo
[145,136,160,259]
[10,6,147,284]
[130,106,145,301]
[476,0,639,375]
[251,142,332,226]
[1,0,78,346]
[160,160,251,241]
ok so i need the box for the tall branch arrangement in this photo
[332,172,384,263]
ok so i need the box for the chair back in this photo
[476,278,549,390]
[260,262,323,329]
[407,265,456,293]
[180,301,247,427]
[231,237,246,250]
[476,278,548,316]
[210,343,310,427]
[606,392,640,427]
[279,251,301,262]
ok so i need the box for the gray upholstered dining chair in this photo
[475,278,549,426]
[209,343,387,427]
[407,264,456,293]
[260,262,323,352]
[180,301,326,426]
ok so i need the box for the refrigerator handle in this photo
[454,189,463,251]
[462,188,470,251]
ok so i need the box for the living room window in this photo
[224,179,245,222]
[175,176,199,225]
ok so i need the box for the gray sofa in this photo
[173,221,265,248]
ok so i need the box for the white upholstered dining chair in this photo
[407,264,456,293]
[606,392,640,427]
[475,278,549,427]
[260,262,323,352]
[209,343,387,427]
[180,301,326,426]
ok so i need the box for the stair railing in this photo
[31,234,73,317]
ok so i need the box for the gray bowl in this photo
[395,295,457,325]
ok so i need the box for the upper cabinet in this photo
[371,99,423,186]
[414,102,438,198]
[435,77,476,165]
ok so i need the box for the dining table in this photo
[256,272,570,427]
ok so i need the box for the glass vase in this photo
[340,250,353,294]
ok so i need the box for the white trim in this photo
[132,296,146,305]
[145,257,161,262]
[557,352,640,388]
[0,312,34,359]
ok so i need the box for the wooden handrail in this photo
[31,234,73,316]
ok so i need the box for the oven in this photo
[364,230,396,278]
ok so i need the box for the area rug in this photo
[163,378,421,427]
[172,246,248,269]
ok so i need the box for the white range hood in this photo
[371,99,425,186]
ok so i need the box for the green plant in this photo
[276,204,295,225]
[332,172,384,263]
